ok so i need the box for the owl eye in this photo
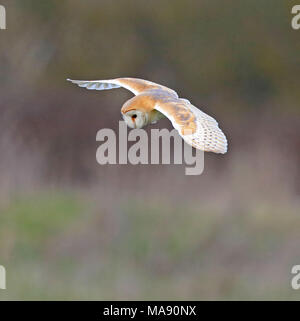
[132,114,137,119]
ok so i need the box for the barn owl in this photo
[67,77,228,154]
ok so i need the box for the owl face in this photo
[122,109,148,129]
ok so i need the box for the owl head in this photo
[121,96,152,129]
[121,109,147,129]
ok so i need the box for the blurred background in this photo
[0,0,299,300]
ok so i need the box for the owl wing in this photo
[154,98,227,154]
[67,77,178,97]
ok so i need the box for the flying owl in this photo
[67,77,227,154]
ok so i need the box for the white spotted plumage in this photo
[155,101,227,154]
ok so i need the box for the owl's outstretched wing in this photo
[154,98,227,154]
[67,77,178,97]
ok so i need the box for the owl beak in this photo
[132,117,136,128]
